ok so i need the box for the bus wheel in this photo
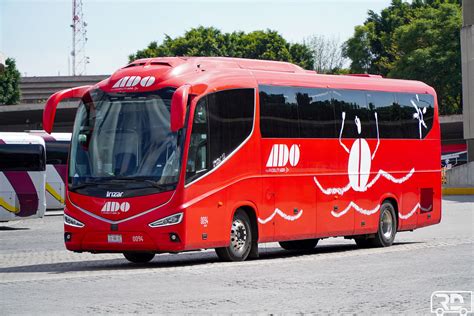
[215,211,252,262]
[355,201,397,248]
[123,252,155,263]
[374,201,397,247]
[279,239,319,251]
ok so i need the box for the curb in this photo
[442,187,474,195]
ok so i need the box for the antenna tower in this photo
[71,0,89,76]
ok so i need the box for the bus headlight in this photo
[149,212,183,228]
[64,214,85,228]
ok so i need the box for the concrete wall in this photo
[462,0,474,161]
[19,75,107,103]
[446,162,474,186]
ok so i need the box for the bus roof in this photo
[0,132,46,146]
[27,130,71,142]
[94,57,436,97]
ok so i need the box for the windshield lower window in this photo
[69,88,184,197]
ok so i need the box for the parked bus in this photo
[43,57,441,263]
[0,132,46,222]
[28,131,71,210]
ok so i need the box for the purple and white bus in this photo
[0,132,46,221]
[28,131,71,210]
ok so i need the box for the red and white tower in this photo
[71,0,89,76]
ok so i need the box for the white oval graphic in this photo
[348,138,371,191]
[289,144,300,167]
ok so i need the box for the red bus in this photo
[43,57,441,263]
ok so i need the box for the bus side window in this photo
[332,89,371,139]
[366,91,401,138]
[298,88,336,138]
[207,89,254,167]
[45,141,69,165]
[259,86,299,138]
[396,93,434,139]
[186,98,209,182]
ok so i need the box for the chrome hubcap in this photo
[381,208,393,240]
[230,219,248,255]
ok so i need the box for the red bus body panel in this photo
[60,57,441,253]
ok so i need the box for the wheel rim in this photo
[380,207,393,240]
[230,218,248,256]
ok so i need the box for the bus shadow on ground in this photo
[0,226,30,231]
[0,241,421,275]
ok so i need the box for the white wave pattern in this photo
[399,203,420,220]
[258,208,303,224]
[331,201,380,218]
[314,168,416,196]
[332,201,428,220]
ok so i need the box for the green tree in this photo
[129,27,314,70]
[343,0,462,114]
[0,58,21,105]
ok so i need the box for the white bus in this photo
[0,133,46,221]
[28,131,71,210]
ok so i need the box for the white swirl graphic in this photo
[258,208,303,224]
[314,168,415,196]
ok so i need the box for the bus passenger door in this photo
[259,179,275,242]
[261,142,316,242]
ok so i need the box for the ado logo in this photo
[112,76,155,89]
[101,201,130,214]
[266,144,300,168]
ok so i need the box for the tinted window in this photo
[45,141,69,165]
[297,88,336,138]
[258,85,435,140]
[260,86,299,138]
[186,89,254,183]
[0,144,46,171]
[397,93,434,139]
[333,89,371,138]
[366,91,402,138]
[186,99,209,182]
[208,89,254,167]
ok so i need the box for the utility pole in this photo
[70,0,89,76]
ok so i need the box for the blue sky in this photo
[0,0,391,76]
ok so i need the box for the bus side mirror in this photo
[43,85,92,134]
[170,85,190,132]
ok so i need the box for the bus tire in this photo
[355,201,397,248]
[123,252,155,263]
[279,239,319,251]
[373,201,397,247]
[215,210,252,262]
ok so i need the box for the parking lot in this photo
[1,196,473,314]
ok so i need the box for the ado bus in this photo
[43,57,441,263]
[28,131,71,210]
[0,132,46,222]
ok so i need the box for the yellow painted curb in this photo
[442,187,474,195]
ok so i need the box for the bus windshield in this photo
[68,88,183,195]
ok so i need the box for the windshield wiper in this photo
[69,181,102,190]
[108,177,171,190]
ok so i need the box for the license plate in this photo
[108,234,122,243]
